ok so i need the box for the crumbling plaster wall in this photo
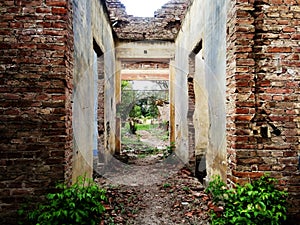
[174,0,227,178]
[72,0,116,179]
[92,0,116,161]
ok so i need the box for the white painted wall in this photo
[174,0,227,180]
[72,0,116,180]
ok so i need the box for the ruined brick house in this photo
[0,0,299,223]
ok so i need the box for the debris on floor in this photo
[96,166,212,225]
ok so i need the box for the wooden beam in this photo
[169,61,175,145]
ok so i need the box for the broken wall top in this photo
[105,0,193,41]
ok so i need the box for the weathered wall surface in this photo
[72,0,94,181]
[72,0,116,179]
[92,0,116,158]
[174,0,227,178]
[226,0,300,220]
[0,0,74,223]
[116,41,175,60]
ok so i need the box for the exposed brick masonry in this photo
[0,0,74,223]
[226,0,300,220]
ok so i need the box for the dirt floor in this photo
[96,167,212,225]
[95,130,213,225]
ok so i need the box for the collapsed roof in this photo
[104,0,193,41]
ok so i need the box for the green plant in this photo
[161,133,169,141]
[182,186,190,192]
[163,142,175,158]
[129,105,142,118]
[137,153,147,158]
[107,217,116,225]
[131,208,138,214]
[205,175,227,204]
[163,183,172,188]
[205,174,288,225]
[135,123,158,131]
[145,146,159,154]
[114,203,126,215]
[19,176,107,225]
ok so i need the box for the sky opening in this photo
[120,0,169,17]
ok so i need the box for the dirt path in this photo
[94,128,212,224]
[95,154,212,225]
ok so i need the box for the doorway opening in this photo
[188,40,208,183]
[93,39,105,169]
[117,61,171,164]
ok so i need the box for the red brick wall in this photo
[226,0,300,219]
[0,0,74,223]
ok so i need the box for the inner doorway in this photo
[118,61,171,163]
